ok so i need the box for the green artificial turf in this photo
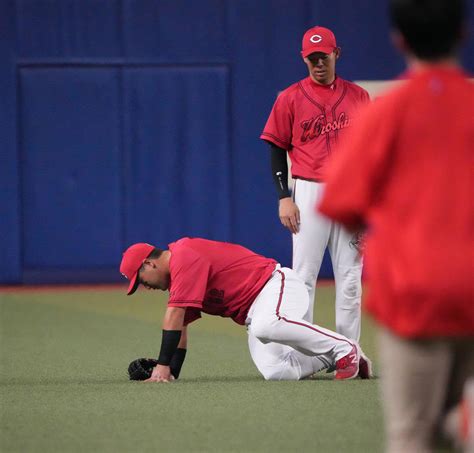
[1,285,383,452]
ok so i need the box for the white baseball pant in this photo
[292,179,362,341]
[246,266,355,381]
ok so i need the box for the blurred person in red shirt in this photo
[318,0,474,451]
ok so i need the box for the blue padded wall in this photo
[122,65,231,246]
[0,0,19,282]
[122,0,228,60]
[19,67,122,270]
[15,0,122,58]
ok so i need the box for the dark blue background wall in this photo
[1,0,473,284]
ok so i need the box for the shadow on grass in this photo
[155,373,379,384]
[307,372,379,381]
[0,376,130,386]
[0,375,262,386]
[0,372,378,386]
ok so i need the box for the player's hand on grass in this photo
[279,197,300,234]
[144,364,174,383]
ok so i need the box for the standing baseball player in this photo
[261,26,369,341]
[120,238,372,382]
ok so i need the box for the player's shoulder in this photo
[169,237,199,256]
[359,80,411,121]
[169,237,190,249]
[169,237,209,267]
[339,78,369,96]
[170,237,206,251]
[277,78,308,99]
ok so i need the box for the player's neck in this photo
[155,250,171,272]
[309,74,336,86]
[406,55,460,73]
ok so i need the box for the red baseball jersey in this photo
[318,66,474,338]
[167,238,277,326]
[261,76,370,181]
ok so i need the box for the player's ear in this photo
[334,47,341,60]
[142,259,154,269]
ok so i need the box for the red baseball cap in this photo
[301,26,337,57]
[120,243,154,295]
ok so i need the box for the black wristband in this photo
[156,330,181,366]
[169,348,187,379]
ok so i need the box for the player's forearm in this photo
[168,326,187,379]
[156,307,186,367]
[170,347,187,379]
[178,326,187,349]
[269,143,291,199]
[162,306,186,330]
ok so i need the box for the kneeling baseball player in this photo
[121,237,372,382]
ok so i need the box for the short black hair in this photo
[138,248,163,274]
[148,248,163,260]
[390,0,465,60]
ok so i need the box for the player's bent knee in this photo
[261,369,282,381]
[261,366,300,381]
[257,351,305,381]
[249,318,273,343]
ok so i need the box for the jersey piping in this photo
[330,83,348,143]
[297,80,348,154]
[297,81,330,153]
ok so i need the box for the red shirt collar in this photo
[308,75,338,91]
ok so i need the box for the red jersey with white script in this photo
[318,66,474,338]
[167,238,277,326]
[261,76,369,181]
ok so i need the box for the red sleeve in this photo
[183,308,202,326]
[260,91,293,149]
[318,99,396,229]
[361,88,370,104]
[168,247,210,310]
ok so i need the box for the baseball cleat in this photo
[335,344,360,380]
[358,350,373,379]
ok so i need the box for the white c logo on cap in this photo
[310,34,322,43]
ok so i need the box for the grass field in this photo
[0,284,385,452]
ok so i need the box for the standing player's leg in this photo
[328,223,362,341]
[292,179,331,322]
